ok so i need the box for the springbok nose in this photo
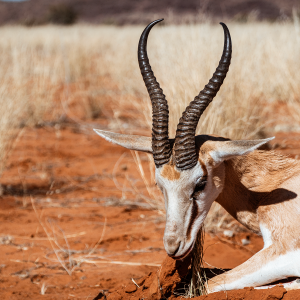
[165,238,181,256]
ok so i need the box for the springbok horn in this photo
[138,19,172,167]
[174,23,232,170]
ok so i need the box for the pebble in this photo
[223,230,234,238]
[241,238,250,246]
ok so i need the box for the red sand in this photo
[0,125,299,299]
[0,126,262,299]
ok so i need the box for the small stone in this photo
[241,238,250,246]
[223,230,234,238]
[125,282,137,293]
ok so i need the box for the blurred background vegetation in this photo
[0,0,299,25]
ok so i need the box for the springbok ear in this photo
[206,137,275,166]
[93,129,152,153]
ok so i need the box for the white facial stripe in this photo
[157,161,225,258]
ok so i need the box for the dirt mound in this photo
[101,255,300,300]
[105,255,191,300]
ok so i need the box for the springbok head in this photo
[94,19,272,259]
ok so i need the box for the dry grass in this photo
[0,22,299,127]
[99,21,300,138]
[0,79,30,174]
[189,226,207,296]
[1,21,299,136]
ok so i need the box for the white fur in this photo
[260,224,273,249]
[210,137,275,166]
[212,249,300,292]
[93,129,152,153]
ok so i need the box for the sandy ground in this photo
[0,123,299,299]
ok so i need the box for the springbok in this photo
[94,19,300,293]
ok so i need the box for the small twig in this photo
[0,232,86,241]
[81,260,160,267]
[132,278,140,288]
[31,197,72,275]
[80,219,106,261]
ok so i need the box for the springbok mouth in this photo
[170,241,195,260]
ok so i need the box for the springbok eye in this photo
[192,176,207,198]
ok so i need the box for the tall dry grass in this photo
[1,22,300,137]
[0,85,26,174]
[99,21,300,138]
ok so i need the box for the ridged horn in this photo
[174,23,232,170]
[138,19,171,167]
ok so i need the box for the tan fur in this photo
[207,151,300,234]
[231,151,299,192]
[161,163,181,181]
[203,149,300,291]
[199,158,208,177]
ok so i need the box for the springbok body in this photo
[95,19,300,293]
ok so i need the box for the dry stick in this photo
[76,217,107,264]
[47,220,75,270]
[31,197,107,275]
[133,151,165,211]
[31,197,72,276]
[112,152,133,193]
[0,232,86,241]
[190,225,207,296]
[82,260,160,267]
[112,152,158,207]
[132,151,157,202]
[46,218,107,272]
[124,172,157,207]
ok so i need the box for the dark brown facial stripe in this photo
[186,200,199,242]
